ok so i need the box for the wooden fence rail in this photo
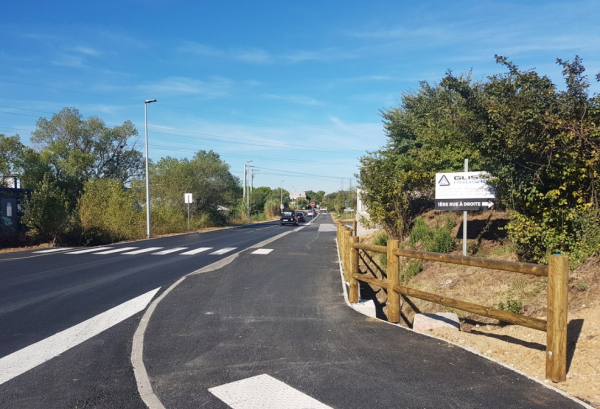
[336,220,568,383]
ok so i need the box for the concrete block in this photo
[413,312,460,332]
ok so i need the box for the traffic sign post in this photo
[184,193,193,230]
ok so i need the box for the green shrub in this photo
[507,208,600,268]
[498,293,523,314]
[402,260,423,281]
[409,218,455,253]
[373,231,388,267]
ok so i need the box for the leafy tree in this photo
[149,150,240,226]
[30,107,143,203]
[22,174,70,243]
[0,134,25,184]
[359,55,600,264]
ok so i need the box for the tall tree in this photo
[0,134,25,185]
[30,107,143,200]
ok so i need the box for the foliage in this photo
[409,218,455,253]
[22,174,70,243]
[402,260,423,281]
[264,197,282,219]
[360,55,600,264]
[78,179,144,244]
[321,189,356,215]
[150,150,240,227]
[27,107,142,205]
[498,293,523,314]
[0,133,25,184]
[373,230,388,267]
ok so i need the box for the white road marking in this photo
[94,247,138,255]
[33,248,72,254]
[209,247,236,255]
[318,224,337,232]
[152,247,188,255]
[251,249,273,255]
[67,247,113,254]
[180,247,212,255]
[209,374,332,409]
[122,247,164,255]
[0,287,160,386]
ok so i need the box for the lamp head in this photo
[145,99,157,104]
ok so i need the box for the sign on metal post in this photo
[184,193,193,230]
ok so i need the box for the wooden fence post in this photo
[349,236,359,303]
[352,219,357,234]
[386,239,400,323]
[344,229,352,279]
[546,254,568,382]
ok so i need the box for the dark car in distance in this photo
[280,210,298,226]
[296,212,306,223]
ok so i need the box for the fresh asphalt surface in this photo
[0,222,286,408]
[143,214,585,409]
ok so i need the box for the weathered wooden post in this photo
[349,236,360,303]
[352,219,357,234]
[344,229,352,279]
[546,254,568,382]
[386,239,400,323]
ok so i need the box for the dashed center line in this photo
[152,247,188,255]
[122,247,164,255]
[180,247,212,255]
[67,247,113,254]
[93,247,138,255]
[209,247,236,255]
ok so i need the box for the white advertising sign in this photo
[435,172,495,200]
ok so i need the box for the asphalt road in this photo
[143,214,586,409]
[0,222,289,408]
[0,214,588,408]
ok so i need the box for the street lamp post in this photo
[144,99,157,239]
[245,160,252,224]
[280,180,284,213]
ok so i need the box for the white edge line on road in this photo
[0,287,160,386]
[132,229,296,408]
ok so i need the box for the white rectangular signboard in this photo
[435,172,495,211]
[435,172,495,199]
[184,193,193,204]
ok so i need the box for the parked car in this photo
[280,210,298,226]
[296,212,306,222]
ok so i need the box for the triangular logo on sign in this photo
[438,175,450,186]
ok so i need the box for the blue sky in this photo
[1,1,599,194]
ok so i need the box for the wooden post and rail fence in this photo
[336,219,569,383]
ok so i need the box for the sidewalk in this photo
[137,217,589,408]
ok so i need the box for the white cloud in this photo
[140,76,232,98]
[261,94,322,106]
